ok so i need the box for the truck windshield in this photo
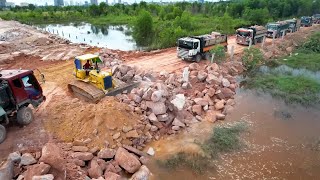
[237,31,250,36]
[178,40,194,49]
[267,25,278,31]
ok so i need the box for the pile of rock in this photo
[114,61,243,135]
[0,143,151,180]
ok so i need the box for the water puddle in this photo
[146,88,320,179]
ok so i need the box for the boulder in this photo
[88,159,103,179]
[193,98,209,106]
[188,63,199,71]
[97,148,116,159]
[151,91,162,102]
[146,101,167,115]
[119,64,130,75]
[197,70,208,81]
[214,100,225,110]
[113,132,121,140]
[21,153,37,166]
[207,63,219,72]
[96,159,107,171]
[104,172,121,180]
[123,145,146,157]
[25,163,51,180]
[216,113,226,120]
[0,160,13,180]
[148,113,158,122]
[146,147,155,156]
[72,159,85,167]
[170,94,185,111]
[172,126,180,131]
[71,152,94,161]
[123,126,133,133]
[32,174,54,180]
[221,88,234,99]
[150,126,158,132]
[192,105,202,115]
[39,143,65,171]
[115,147,141,173]
[172,118,185,127]
[206,74,221,85]
[207,88,215,97]
[7,152,21,163]
[157,114,169,122]
[221,78,230,87]
[130,165,150,180]
[71,146,89,152]
[126,130,140,138]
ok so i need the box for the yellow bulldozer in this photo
[68,54,139,102]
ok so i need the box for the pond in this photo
[36,23,141,51]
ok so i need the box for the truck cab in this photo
[266,22,288,38]
[177,37,201,61]
[313,14,320,24]
[177,32,227,62]
[0,69,45,143]
[301,16,313,27]
[236,28,254,45]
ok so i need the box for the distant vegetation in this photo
[0,0,319,49]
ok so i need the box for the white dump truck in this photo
[177,32,228,62]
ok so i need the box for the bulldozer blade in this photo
[68,80,105,103]
[106,82,141,96]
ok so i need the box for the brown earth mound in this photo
[43,95,140,149]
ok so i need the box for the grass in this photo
[159,122,247,173]
[247,74,320,105]
[159,152,211,173]
[202,122,248,158]
[280,52,320,72]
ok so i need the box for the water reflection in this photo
[36,22,141,51]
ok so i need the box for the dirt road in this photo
[123,35,273,73]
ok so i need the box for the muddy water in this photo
[147,89,320,180]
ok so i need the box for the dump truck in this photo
[236,25,267,45]
[313,14,320,24]
[177,32,228,62]
[68,54,139,102]
[266,21,289,38]
[285,18,300,33]
[0,69,45,143]
[301,16,313,27]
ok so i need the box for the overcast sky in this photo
[8,0,218,6]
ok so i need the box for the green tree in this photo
[133,10,154,46]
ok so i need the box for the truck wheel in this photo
[17,107,34,126]
[195,54,201,63]
[204,52,211,60]
[0,125,6,144]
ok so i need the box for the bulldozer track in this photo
[68,80,105,103]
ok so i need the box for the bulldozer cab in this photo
[74,54,104,79]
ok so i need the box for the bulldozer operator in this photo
[83,60,92,75]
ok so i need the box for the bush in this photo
[210,45,226,63]
[242,47,264,71]
[301,32,320,53]
[202,122,247,158]
[159,152,211,173]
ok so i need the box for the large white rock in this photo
[170,94,185,110]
